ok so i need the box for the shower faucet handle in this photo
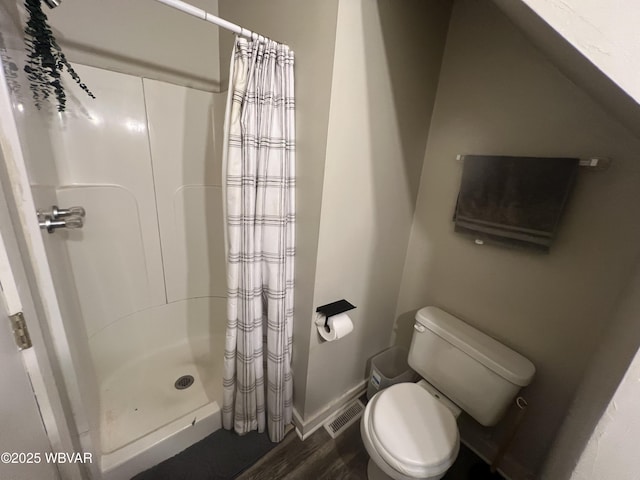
[38,205,86,220]
[38,215,84,234]
[52,205,86,219]
[63,216,84,229]
[36,205,86,233]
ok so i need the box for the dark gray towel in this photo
[454,155,578,251]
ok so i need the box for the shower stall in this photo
[0,5,233,477]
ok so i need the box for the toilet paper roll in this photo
[316,312,354,342]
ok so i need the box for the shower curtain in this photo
[222,36,295,443]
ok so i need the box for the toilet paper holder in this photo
[316,299,356,332]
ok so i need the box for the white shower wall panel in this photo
[143,79,227,303]
[49,64,166,316]
[143,79,223,187]
[171,185,226,300]
[38,63,229,344]
[56,186,156,337]
[44,64,229,334]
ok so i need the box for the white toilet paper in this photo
[316,312,354,341]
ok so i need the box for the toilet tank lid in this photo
[416,307,535,386]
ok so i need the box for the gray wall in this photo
[395,0,640,475]
[217,0,340,416]
[541,255,640,479]
[491,0,640,140]
[304,0,451,419]
[46,0,221,90]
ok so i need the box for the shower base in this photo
[101,399,220,480]
[90,299,226,480]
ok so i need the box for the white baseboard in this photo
[292,380,366,441]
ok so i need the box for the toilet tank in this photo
[409,307,535,426]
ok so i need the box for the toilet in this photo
[361,306,535,480]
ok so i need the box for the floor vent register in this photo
[323,400,365,439]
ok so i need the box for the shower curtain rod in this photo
[153,0,262,41]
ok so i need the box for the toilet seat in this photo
[368,383,459,478]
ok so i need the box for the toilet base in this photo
[366,458,447,480]
[367,458,394,480]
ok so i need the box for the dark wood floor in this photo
[237,422,367,480]
[236,421,502,480]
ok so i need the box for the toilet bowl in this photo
[360,307,536,480]
[360,382,459,480]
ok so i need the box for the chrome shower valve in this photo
[37,205,86,233]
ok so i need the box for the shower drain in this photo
[174,375,195,390]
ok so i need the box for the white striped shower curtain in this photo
[222,36,295,443]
